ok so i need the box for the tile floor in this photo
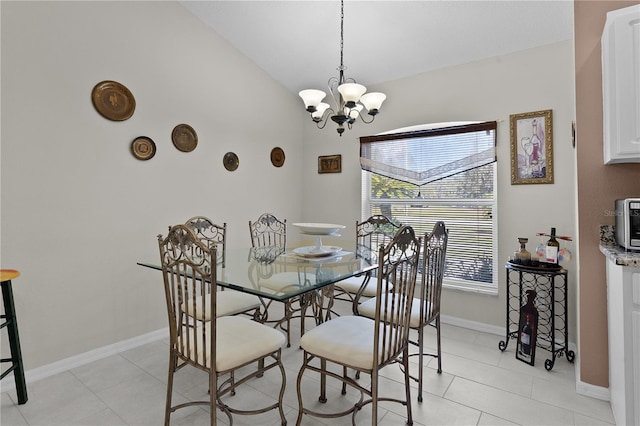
[1,301,615,426]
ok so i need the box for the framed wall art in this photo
[510,109,553,185]
[318,154,341,174]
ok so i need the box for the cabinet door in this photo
[602,5,640,164]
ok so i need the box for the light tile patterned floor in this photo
[1,301,614,426]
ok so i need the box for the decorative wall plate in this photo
[131,136,156,161]
[223,152,239,171]
[171,124,198,152]
[91,80,135,121]
[270,147,285,167]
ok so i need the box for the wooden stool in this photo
[1,269,28,404]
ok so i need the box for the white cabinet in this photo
[605,259,640,426]
[602,4,640,164]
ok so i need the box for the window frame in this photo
[360,122,499,295]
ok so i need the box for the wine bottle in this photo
[530,119,541,173]
[520,314,533,356]
[545,227,560,264]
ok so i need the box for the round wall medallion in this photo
[91,80,136,121]
[223,152,239,171]
[171,124,198,152]
[270,147,285,167]
[131,136,156,160]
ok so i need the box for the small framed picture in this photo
[516,310,538,365]
[510,109,553,185]
[318,154,341,174]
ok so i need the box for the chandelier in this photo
[298,0,386,136]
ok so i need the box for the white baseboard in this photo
[0,317,612,404]
[576,379,610,401]
[0,328,167,394]
[441,314,505,336]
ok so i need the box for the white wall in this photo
[0,1,305,369]
[301,41,577,333]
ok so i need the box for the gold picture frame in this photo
[318,154,341,174]
[510,109,553,184]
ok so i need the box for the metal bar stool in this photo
[1,269,28,404]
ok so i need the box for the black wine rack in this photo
[499,263,576,370]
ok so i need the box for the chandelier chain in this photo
[338,0,344,72]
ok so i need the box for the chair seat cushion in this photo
[335,276,378,297]
[189,316,285,371]
[358,296,431,328]
[299,315,377,370]
[181,291,261,320]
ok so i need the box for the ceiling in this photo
[180,1,574,95]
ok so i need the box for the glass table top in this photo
[138,246,377,301]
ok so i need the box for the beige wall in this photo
[574,0,640,388]
[302,41,578,338]
[0,1,306,370]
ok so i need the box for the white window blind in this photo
[360,121,496,185]
[360,121,498,293]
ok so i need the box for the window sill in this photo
[443,280,498,296]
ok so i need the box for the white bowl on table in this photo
[292,223,345,236]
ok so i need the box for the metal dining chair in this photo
[356,221,448,402]
[295,225,421,425]
[333,215,401,309]
[184,216,263,320]
[158,224,287,426]
[248,213,317,347]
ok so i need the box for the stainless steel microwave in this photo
[615,198,640,250]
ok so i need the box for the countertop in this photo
[599,224,640,267]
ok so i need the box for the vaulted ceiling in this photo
[180,1,574,94]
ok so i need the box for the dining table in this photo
[137,244,377,305]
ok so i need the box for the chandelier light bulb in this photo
[360,92,386,115]
[337,83,366,108]
[298,89,326,112]
[311,102,331,122]
[348,104,363,119]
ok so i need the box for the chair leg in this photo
[436,315,442,374]
[402,348,414,426]
[319,358,327,403]
[371,369,378,426]
[209,366,217,426]
[418,325,424,403]
[275,351,287,426]
[1,280,27,404]
[164,352,176,426]
[296,353,309,425]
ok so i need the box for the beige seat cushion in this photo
[181,290,261,320]
[260,271,315,293]
[334,275,378,297]
[358,295,430,328]
[299,315,396,370]
[187,316,285,371]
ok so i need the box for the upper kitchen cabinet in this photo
[602,4,640,164]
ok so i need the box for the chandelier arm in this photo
[313,107,336,129]
[358,113,376,124]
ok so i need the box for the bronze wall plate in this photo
[223,152,239,171]
[171,124,198,152]
[91,80,135,121]
[270,147,285,167]
[131,136,156,161]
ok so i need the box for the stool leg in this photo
[1,280,28,404]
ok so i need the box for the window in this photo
[360,122,498,294]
